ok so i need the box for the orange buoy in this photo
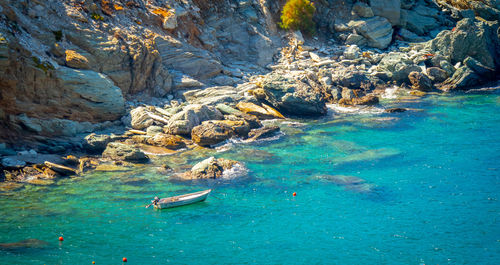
[293,192,296,197]
[122,257,127,262]
[92,262,95,264]
[59,236,64,241]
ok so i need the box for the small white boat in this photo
[153,189,211,209]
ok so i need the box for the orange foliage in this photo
[152,8,172,18]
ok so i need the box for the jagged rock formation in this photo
[0,0,498,150]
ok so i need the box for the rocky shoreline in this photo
[0,0,499,191]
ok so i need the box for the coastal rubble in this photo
[0,0,499,187]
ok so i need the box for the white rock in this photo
[344,45,361,60]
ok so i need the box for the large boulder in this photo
[402,9,439,36]
[353,2,374,18]
[147,133,186,150]
[377,52,421,82]
[155,36,223,80]
[179,157,244,180]
[102,142,149,162]
[331,70,376,90]
[165,104,223,135]
[348,16,394,49]
[84,133,123,153]
[439,57,496,91]
[259,74,327,116]
[370,0,401,25]
[408,71,434,91]
[55,67,126,121]
[191,120,236,147]
[130,107,154,130]
[428,18,500,70]
[426,67,449,83]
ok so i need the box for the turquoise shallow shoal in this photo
[1,91,499,264]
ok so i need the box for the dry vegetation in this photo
[440,0,485,9]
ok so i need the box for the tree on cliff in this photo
[279,0,316,34]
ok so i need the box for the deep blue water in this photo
[0,91,499,264]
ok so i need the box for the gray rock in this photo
[426,67,448,83]
[353,2,374,18]
[212,75,238,86]
[172,73,205,89]
[1,157,26,169]
[459,9,476,20]
[332,70,376,90]
[398,28,426,42]
[191,121,235,147]
[179,156,242,180]
[428,18,500,70]
[56,67,125,121]
[146,126,163,135]
[17,114,42,133]
[183,86,242,105]
[130,107,154,130]
[345,33,368,46]
[156,36,223,80]
[165,104,223,135]
[409,71,434,91]
[377,52,420,82]
[393,64,422,83]
[440,61,456,76]
[84,133,122,153]
[403,9,438,36]
[247,126,280,141]
[348,16,394,49]
[102,142,148,162]
[440,57,496,91]
[260,73,327,116]
[344,45,361,60]
[0,143,15,156]
[370,0,401,25]
[468,1,500,21]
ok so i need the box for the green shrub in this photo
[279,0,316,34]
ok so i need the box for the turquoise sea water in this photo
[1,91,499,264]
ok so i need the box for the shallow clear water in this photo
[1,91,499,264]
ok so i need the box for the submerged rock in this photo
[385,108,407,113]
[0,239,50,251]
[247,126,280,141]
[316,175,376,194]
[333,148,400,164]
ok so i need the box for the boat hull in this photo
[154,189,211,209]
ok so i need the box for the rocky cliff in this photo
[0,0,498,149]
